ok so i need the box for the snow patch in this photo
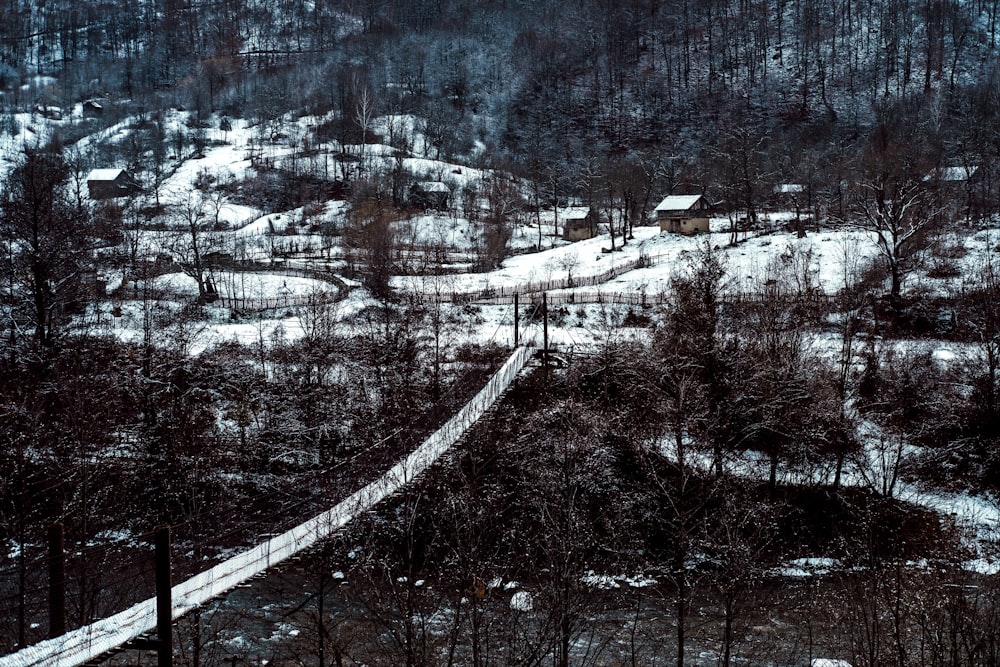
[509,591,533,611]
[773,558,840,578]
[580,572,620,589]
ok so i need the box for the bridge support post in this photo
[542,292,548,364]
[514,293,519,347]
[155,525,173,667]
[48,523,65,638]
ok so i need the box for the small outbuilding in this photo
[82,99,104,118]
[770,183,813,232]
[924,165,980,184]
[924,165,984,222]
[655,194,711,234]
[408,181,451,210]
[87,169,142,200]
[33,105,63,120]
[562,208,600,241]
[771,183,805,207]
[202,250,234,268]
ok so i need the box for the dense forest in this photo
[3,0,1000,198]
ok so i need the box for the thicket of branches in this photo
[251,247,1000,667]
[0,273,504,651]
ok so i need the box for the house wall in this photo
[409,190,449,210]
[684,217,710,233]
[426,193,449,210]
[89,175,140,200]
[658,216,710,234]
[563,222,595,241]
[88,181,120,199]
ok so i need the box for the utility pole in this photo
[155,525,173,667]
[119,525,175,661]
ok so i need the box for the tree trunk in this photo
[889,260,902,316]
[769,454,779,492]
[675,565,687,667]
[722,594,734,667]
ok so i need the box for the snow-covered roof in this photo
[774,183,805,194]
[925,166,978,182]
[87,168,126,182]
[562,208,590,220]
[654,194,705,212]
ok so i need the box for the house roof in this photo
[87,168,127,182]
[774,183,805,194]
[562,207,590,221]
[925,166,978,182]
[655,194,706,212]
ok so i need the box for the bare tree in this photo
[713,127,772,245]
[0,147,91,349]
[478,177,519,269]
[346,195,395,300]
[849,176,936,316]
[166,191,217,303]
[649,244,732,667]
[355,83,378,172]
[528,408,603,667]
[708,485,777,667]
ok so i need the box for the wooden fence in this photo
[214,290,343,312]
[465,289,832,308]
[414,253,657,303]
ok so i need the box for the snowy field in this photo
[152,271,336,300]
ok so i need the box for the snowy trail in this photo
[0,345,535,667]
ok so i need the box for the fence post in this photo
[514,293,519,347]
[542,292,548,362]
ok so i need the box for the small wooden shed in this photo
[562,208,599,241]
[87,169,142,200]
[924,165,980,185]
[82,99,105,118]
[655,194,711,234]
[408,181,451,210]
[33,105,63,120]
[771,183,805,209]
[924,165,983,221]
